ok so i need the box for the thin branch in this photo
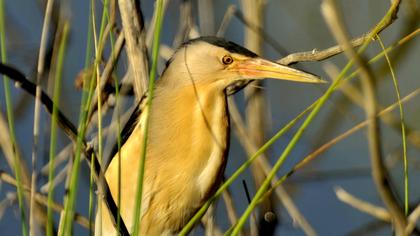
[40,144,72,175]
[117,0,148,99]
[173,0,193,47]
[198,0,215,35]
[324,62,420,149]
[145,0,169,48]
[229,98,317,236]
[0,170,90,229]
[335,187,391,222]
[235,6,288,56]
[222,189,242,235]
[322,1,406,235]
[88,31,125,121]
[201,204,223,236]
[288,87,420,175]
[41,160,71,194]
[406,203,420,234]
[278,0,399,66]
[182,1,406,233]
[31,0,56,234]
[314,27,420,161]
[348,220,389,236]
[240,0,279,235]
[216,5,236,37]
[0,63,130,236]
[0,111,47,235]
[278,36,366,65]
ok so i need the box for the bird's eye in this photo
[222,55,233,65]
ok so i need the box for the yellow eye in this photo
[222,55,233,65]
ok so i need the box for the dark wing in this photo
[106,93,148,167]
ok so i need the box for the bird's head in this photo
[160,36,324,94]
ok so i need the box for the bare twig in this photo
[198,0,215,35]
[240,0,279,235]
[145,0,169,48]
[0,63,130,235]
[118,0,149,98]
[41,161,72,194]
[277,1,400,66]
[0,112,47,236]
[0,192,16,220]
[375,0,420,79]
[335,187,391,222]
[322,1,406,235]
[316,27,420,155]
[173,0,193,47]
[0,170,90,229]
[289,87,420,174]
[216,5,236,37]
[406,203,420,234]
[40,144,72,175]
[324,62,420,148]
[235,6,288,56]
[229,98,317,236]
[348,220,389,236]
[278,36,366,65]
[31,1,56,234]
[88,31,125,121]
[202,204,223,236]
[159,44,174,61]
[222,189,241,235]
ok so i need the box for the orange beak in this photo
[233,58,325,83]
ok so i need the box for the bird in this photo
[95,36,324,235]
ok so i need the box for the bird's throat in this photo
[150,85,230,198]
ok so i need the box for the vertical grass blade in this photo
[46,20,70,236]
[58,24,97,236]
[132,0,165,235]
[180,24,418,236]
[90,0,111,233]
[60,0,113,233]
[0,1,28,235]
[107,30,123,234]
[230,3,401,235]
[376,35,408,215]
[85,3,95,234]
[34,0,55,235]
[179,102,314,235]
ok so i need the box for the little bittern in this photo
[96,36,323,235]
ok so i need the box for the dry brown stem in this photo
[321,1,406,235]
[0,170,90,229]
[117,0,149,99]
[335,187,391,222]
[229,98,317,236]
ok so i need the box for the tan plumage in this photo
[95,37,323,235]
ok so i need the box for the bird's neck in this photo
[102,84,231,234]
[149,83,230,197]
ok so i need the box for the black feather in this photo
[163,36,258,73]
[189,36,258,58]
[107,93,147,167]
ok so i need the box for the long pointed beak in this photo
[234,58,325,83]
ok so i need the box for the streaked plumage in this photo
[96,37,323,235]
